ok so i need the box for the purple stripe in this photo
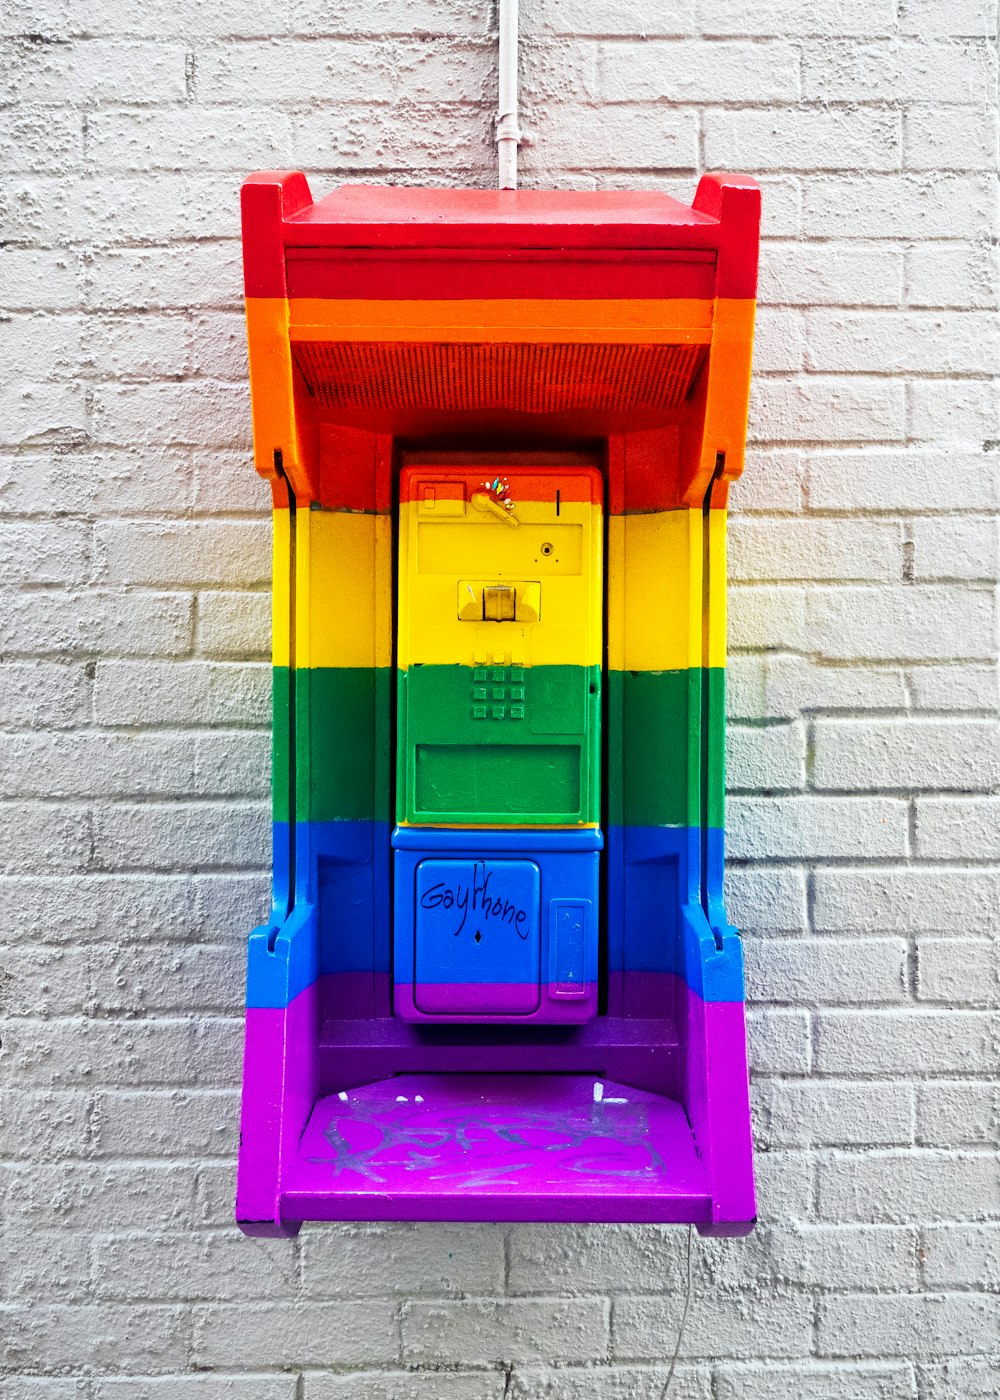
[395,981,598,1024]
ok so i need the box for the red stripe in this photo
[285,251,717,302]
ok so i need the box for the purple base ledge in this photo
[236,967,755,1235]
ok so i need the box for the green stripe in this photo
[397,664,600,825]
[273,666,392,824]
[607,668,725,829]
[272,663,724,830]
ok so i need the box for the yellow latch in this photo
[458,580,542,623]
[483,585,516,622]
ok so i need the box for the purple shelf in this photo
[282,1073,712,1224]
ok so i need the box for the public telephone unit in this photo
[236,173,760,1237]
[394,463,602,1022]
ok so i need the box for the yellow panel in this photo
[271,506,290,669]
[705,504,728,670]
[290,297,713,345]
[398,478,603,670]
[297,508,393,669]
[607,509,705,673]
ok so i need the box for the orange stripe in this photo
[287,297,714,345]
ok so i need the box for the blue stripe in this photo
[606,825,744,1003]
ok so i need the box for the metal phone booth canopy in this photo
[236,173,760,1237]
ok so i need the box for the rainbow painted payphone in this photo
[236,174,760,1235]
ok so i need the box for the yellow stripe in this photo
[397,496,603,669]
[289,297,713,345]
[297,508,393,669]
[706,505,728,670]
[271,506,290,669]
[607,509,724,673]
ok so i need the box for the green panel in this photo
[294,666,392,824]
[415,744,581,818]
[398,664,600,826]
[704,665,727,833]
[272,666,292,825]
[606,668,725,829]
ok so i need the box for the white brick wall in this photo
[1,0,998,1392]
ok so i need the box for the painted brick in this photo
[750,376,906,444]
[804,310,1000,375]
[0,1304,190,1373]
[696,0,895,36]
[83,244,243,312]
[813,718,1000,791]
[904,105,1000,171]
[908,379,1000,443]
[906,242,1000,309]
[91,1233,298,1301]
[0,1090,89,1159]
[802,39,997,104]
[596,39,799,103]
[916,1358,1000,1398]
[4,1016,242,1089]
[909,664,999,712]
[915,936,1000,1007]
[704,110,900,172]
[523,106,699,171]
[0,248,78,310]
[306,1377,506,1400]
[1,38,188,103]
[726,723,805,791]
[613,1291,813,1360]
[301,1222,505,1298]
[767,1224,920,1290]
[95,521,269,588]
[508,1366,711,1400]
[90,1089,239,1157]
[729,796,908,860]
[759,242,904,308]
[752,1080,914,1148]
[725,867,809,934]
[817,1150,1000,1223]
[814,869,1000,934]
[0,802,90,875]
[0,1229,92,1303]
[806,450,1000,512]
[815,1010,999,1075]
[192,1303,399,1368]
[90,1381,296,1400]
[921,1223,1000,1287]
[911,517,999,582]
[93,661,270,728]
[745,1008,812,1075]
[916,797,1000,859]
[898,0,998,36]
[0,661,90,729]
[817,1292,1000,1358]
[0,448,196,515]
[0,589,193,659]
[401,1299,609,1367]
[728,585,808,651]
[91,802,269,871]
[730,520,902,582]
[196,591,270,660]
[745,937,907,1005]
[802,175,995,240]
[729,448,805,512]
[917,1082,1000,1147]
[805,586,996,662]
[715,1363,917,1400]
[763,656,908,717]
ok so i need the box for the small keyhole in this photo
[540,542,554,556]
[474,931,482,943]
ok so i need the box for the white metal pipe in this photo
[496,0,520,189]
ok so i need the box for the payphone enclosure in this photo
[237,174,759,1236]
